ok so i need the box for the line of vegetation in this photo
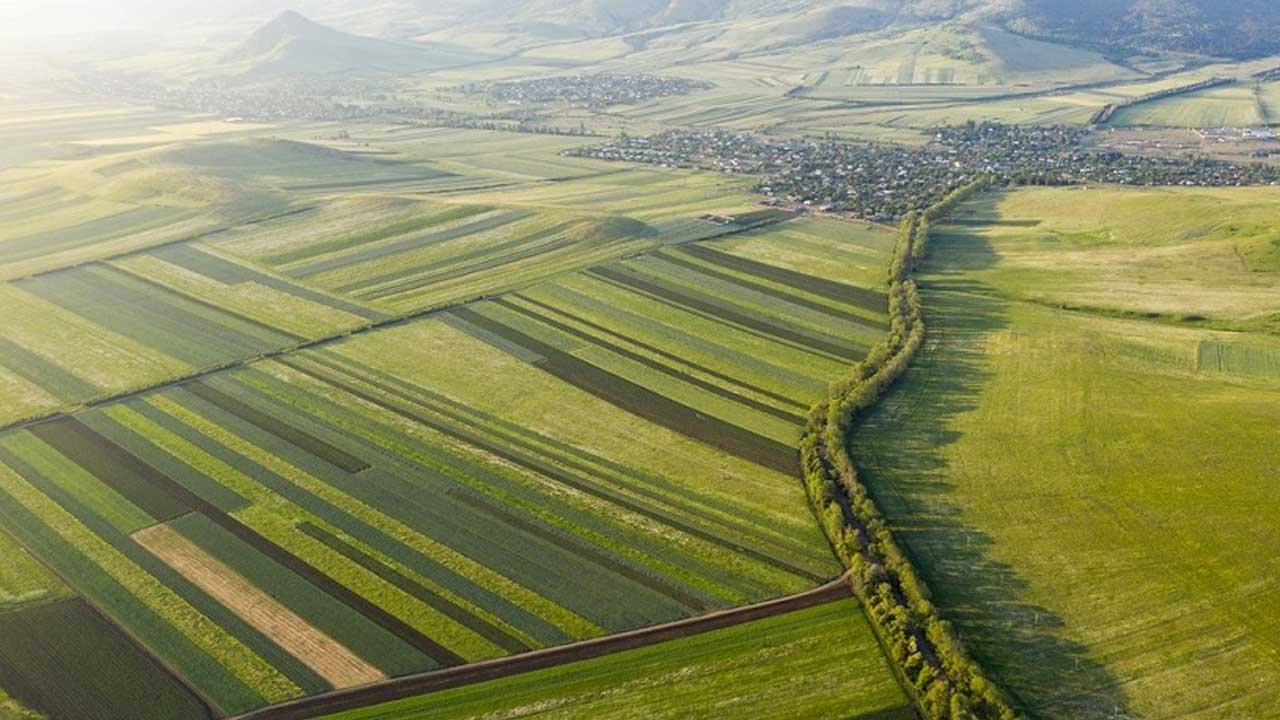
[799,175,1020,720]
[1092,76,1236,124]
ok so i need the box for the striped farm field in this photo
[0,206,894,716]
[0,689,42,720]
[0,248,386,428]
[207,196,671,314]
[0,528,68,612]
[0,599,212,720]
[314,599,913,720]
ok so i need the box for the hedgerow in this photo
[799,175,1021,720]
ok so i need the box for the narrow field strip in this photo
[296,523,532,656]
[289,210,532,280]
[270,352,821,594]
[510,292,810,411]
[445,306,799,474]
[586,265,863,362]
[232,577,857,720]
[0,455,298,713]
[135,522,385,690]
[491,297,807,424]
[145,392,604,644]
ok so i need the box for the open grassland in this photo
[314,599,912,720]
[850,187,1280,719]
[788,25,1135,97]
[942,186,1280,322]
[1111,84,1267,127]
[1259,81,1280,124]
[0,206,895,716]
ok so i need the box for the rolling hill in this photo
[221,10,488,79]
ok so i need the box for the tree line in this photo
[799,175,1021,720]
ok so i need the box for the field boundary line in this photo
[0,209,800,437]
[0,524,223,720]
[230,574,852,720]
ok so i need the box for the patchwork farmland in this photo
[0,111,902,717]
[312,599,914,720]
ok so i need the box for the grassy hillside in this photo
[851,186,1280,719]
[221,11,489,80]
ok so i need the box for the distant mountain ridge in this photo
[417,0,1280,58]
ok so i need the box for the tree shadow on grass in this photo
[850,216,1134,720]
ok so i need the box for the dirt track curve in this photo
[232,573,853,720]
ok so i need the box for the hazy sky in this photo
[0,0,287,36]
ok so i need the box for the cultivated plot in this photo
[313,599,913,720]
[0,212,891,717]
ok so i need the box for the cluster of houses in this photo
[455,73,714,109]
[568,122,1280,221]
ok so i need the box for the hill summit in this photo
[222,9,486,79]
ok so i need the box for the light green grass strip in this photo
[0,434,153,535]
[317,599,910,720]
[0,460,299,704]
[141,395,603,643]
[103,401,505,662]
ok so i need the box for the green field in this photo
[851,186,1280,719]
[0,120,899,716]
[0,120,775,430]
[0,530,67,612]
[1111,84,1267,127]
[314,599,912,720]
[0,599,211,720]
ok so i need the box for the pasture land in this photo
[314,599,913,720]
[1259,81,1280,123]
[850,186,1280,719]
[1111,83,1267,127]
[940,186,1280,321]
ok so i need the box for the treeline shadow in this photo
[850,217,1134,720]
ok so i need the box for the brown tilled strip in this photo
[135,523,384,690]
[50,418,464,667]
[230,575,853,720]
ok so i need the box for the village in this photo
[454,73,714,108]
[568,122,1280,221]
